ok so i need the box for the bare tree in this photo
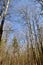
[18,5,43,65]
[0,0,10,41]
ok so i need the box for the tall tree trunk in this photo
[0,16,5,41]
[0,0,10,42]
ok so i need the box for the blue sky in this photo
[2,0,43,45]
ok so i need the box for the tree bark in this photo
[0,16,5,41]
